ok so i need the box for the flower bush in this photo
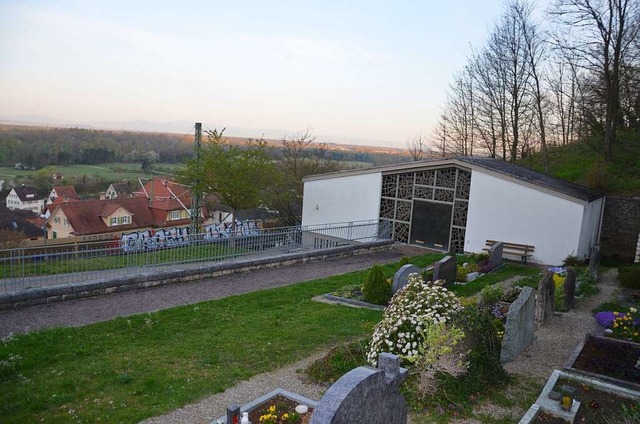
[366,274,462,366]
[594,307,640,343]
[258,404,301,424]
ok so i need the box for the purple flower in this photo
[548,266,566,276]
[594,311,617,327]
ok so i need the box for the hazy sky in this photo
[1,0,511,147]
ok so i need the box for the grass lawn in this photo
[0,253,542,423]
[0,162,179,182]
[0,271,383,423]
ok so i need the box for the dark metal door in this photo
[410,200,452,250]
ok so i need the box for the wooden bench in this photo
[482,239,535,264]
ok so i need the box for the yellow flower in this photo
[268,405,276,413]
[613,323,618,328]
[630,307,637,314]
[282,413,289,420]
[614,311,619,316]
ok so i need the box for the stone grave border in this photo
[519,369,640,424]
[563,334,640,391]
[212,388,318,424]
[318,294,385,311]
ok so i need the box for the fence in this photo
[0,220,392,294]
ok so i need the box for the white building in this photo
[5,186,46,214]
[301,157,604,265]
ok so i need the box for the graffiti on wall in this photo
[119,221,262,252]
[120,227,190,252]
[203,220,260,240]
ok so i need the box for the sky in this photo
[0,0,512,147]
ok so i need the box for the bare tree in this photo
[550,0,640,161]
[407,131,427,161]
[269,129,343,226]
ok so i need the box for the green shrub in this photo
[422,268,434,282]
[619,265,640,289]
[363,264,391,305]
[479,284,504,307]
[562,254,583,267]
[457,263,480,282]
[403,303,508,412]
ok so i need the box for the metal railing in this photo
[0,219,392,294]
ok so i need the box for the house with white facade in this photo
[5,186,45,214]
[301,157,604,265]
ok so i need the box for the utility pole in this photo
[190,123,203,236]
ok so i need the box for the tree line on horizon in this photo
[0,125,411,171]
[430,0,639,169]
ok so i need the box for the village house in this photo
[103,182,134,199]
[47,186,79,205]
[301,157,604,265]
[5,186,46,214]
[45,177,205,240]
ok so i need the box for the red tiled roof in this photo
[48,197,159,236]
[46,196,81,213]
[52,186,79,199]
[136,177,192,211]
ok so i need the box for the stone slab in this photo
[391,264,421,294]
[432,255,456,287]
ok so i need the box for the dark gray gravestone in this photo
[535,271,555,328]
[500,287,535,363]
[488,242,504,270]
[432,255,456,287]
[589,245,601,278]
[391,264,421,294]
[310,352,408,424]
[563,268,576,310]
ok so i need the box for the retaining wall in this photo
[600,196,640,263]
[0,240,394,310]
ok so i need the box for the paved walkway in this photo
[0,244,426,338]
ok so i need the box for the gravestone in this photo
[432,255,456,286]
[563,268,576,310]
[500,286,535,363]
[310,352,408,424]
[391,264,421,294]
[589,245,601,277]
[535,271,555,328]
[488,242,504,270]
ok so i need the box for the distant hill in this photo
[0,124,414,169]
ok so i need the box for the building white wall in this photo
[301,173,382,227]
[464,170,587,265]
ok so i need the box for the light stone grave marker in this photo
[500,286,535,363]
[391,264,421,294]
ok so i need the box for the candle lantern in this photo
[560,385,575,411]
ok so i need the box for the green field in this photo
[0,163,179,182]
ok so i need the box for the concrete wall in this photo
[600,196,640,263]
[302,173,382,226]
[577,196,604,259]
[464,170,589,265]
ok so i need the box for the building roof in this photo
[46,195,82,214]
[52,186,79,199]
[11,186,45,202]
[49,197,156,235]
[455,157,604,202]
[303,156,604,203]
[0,204,43,237]
[135,177,192,211]
[110,182,134,196]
